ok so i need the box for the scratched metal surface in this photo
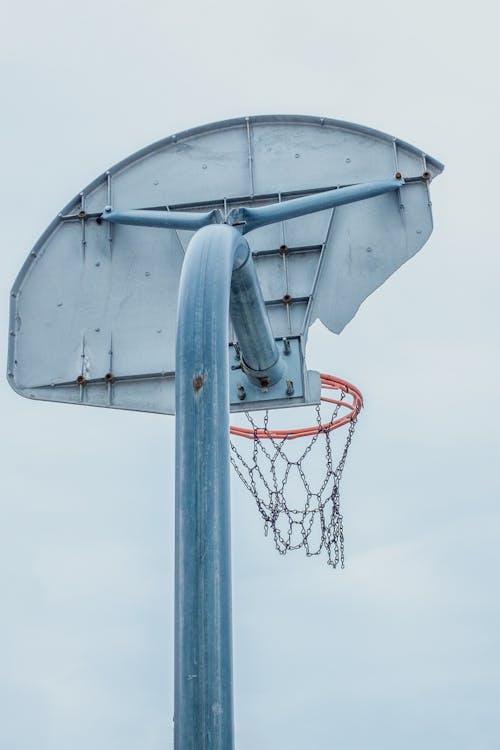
[7,115,443,414]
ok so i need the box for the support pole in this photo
[175,224,279,750]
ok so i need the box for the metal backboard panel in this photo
[8,115,443,414]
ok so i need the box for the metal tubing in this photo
[175,224,280,750]
[101,206,222,230]
[230,248,284,386]
[227,176,405,234]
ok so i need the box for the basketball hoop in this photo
[230,374,362,439]
[230,374,363,568]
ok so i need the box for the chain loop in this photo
[230,380,360,568]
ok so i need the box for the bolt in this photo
[395,171,402,179]
[104,372,113,383]
[283,337,291,355]
[104,205,112,213]
[193,375,204,392]
[279,244,288,255]
[286,380,294,396]
[282,294,292,305]
[237,384,246,401]
[76,375,86,385]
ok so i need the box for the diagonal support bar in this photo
[226,176,404,234]
[101,206,222,231]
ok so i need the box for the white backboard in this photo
[7,115,443,414]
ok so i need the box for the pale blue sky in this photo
[1,1,499,748]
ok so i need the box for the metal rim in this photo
[230,373,363,440]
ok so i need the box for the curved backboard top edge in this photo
[103,115,445,177]
[53,115,445,218]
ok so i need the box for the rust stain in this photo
[193,375,204,392]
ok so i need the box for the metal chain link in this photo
[230,393,358,568]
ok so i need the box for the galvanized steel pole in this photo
[174,224,280,750]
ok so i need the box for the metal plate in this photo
[7,115,443,414]
[228,337,319,412]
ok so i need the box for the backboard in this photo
[8,115,443,414]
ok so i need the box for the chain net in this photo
[230,375,362,568]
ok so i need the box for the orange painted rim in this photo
[230,374,363,440]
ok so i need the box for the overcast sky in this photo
[1,2,499,749]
